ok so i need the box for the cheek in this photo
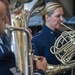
[50,19,58,26]
[53,18,61,25]
[50,17,57,22]
[0,23,6,31]
[53,18,59,23]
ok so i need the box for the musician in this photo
[0,43,47,75]
[31,2,71,75]
[0,1,47,75]
[0,0,11,49]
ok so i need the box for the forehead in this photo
[0,1,6,18]
[53,7,64,15]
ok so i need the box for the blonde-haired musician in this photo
[32,2,71,75]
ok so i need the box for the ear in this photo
[45,15,51,20]
[4,16,9,24]
[45,15,51,22]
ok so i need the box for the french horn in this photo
[50,23,75,64]
[46,23,75,75]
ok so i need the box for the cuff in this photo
[34,69,45,75]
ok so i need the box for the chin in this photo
[58,25,62,28]
[56,26,61,29]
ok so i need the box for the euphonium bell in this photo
[6,0,46,75]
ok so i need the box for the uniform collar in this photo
[0,38,3,44]
[42,25,55,35]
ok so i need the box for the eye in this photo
[55,14,61,18]
[1,15,7,21]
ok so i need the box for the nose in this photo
[60,16,64,21]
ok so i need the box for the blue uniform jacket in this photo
[0,32,45,75]
[32,25,62,64]
[32,25,71,75]
[0,43,23,75]
[34,69,45,75]
[1,32,11,48]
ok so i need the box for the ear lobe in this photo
[4,19,7,24]
[45,15,50,20]
[45,15,51,23]
[4,16,9,24]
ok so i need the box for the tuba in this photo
[6,0,46,75]
[46,23,75,75]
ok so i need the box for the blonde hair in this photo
[40,2,62,16]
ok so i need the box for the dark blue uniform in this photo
[0,32,45,75]
[0,43,45,75]
[0,43,23,75]
[34,69,45,75]
[32,25,61,64]
[1,32,11,48]
[31,25,71,75]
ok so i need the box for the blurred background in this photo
[27,0,75,35]
[8,0,75,35]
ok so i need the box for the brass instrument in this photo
[6,0,46,75]
[7,0,75,75]
[46,23,75,75]
[50,23,75,64]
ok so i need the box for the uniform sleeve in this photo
[0,43,23,75]
[31,39,42,56]
[1,32,11,49]
[34,69,45,75]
